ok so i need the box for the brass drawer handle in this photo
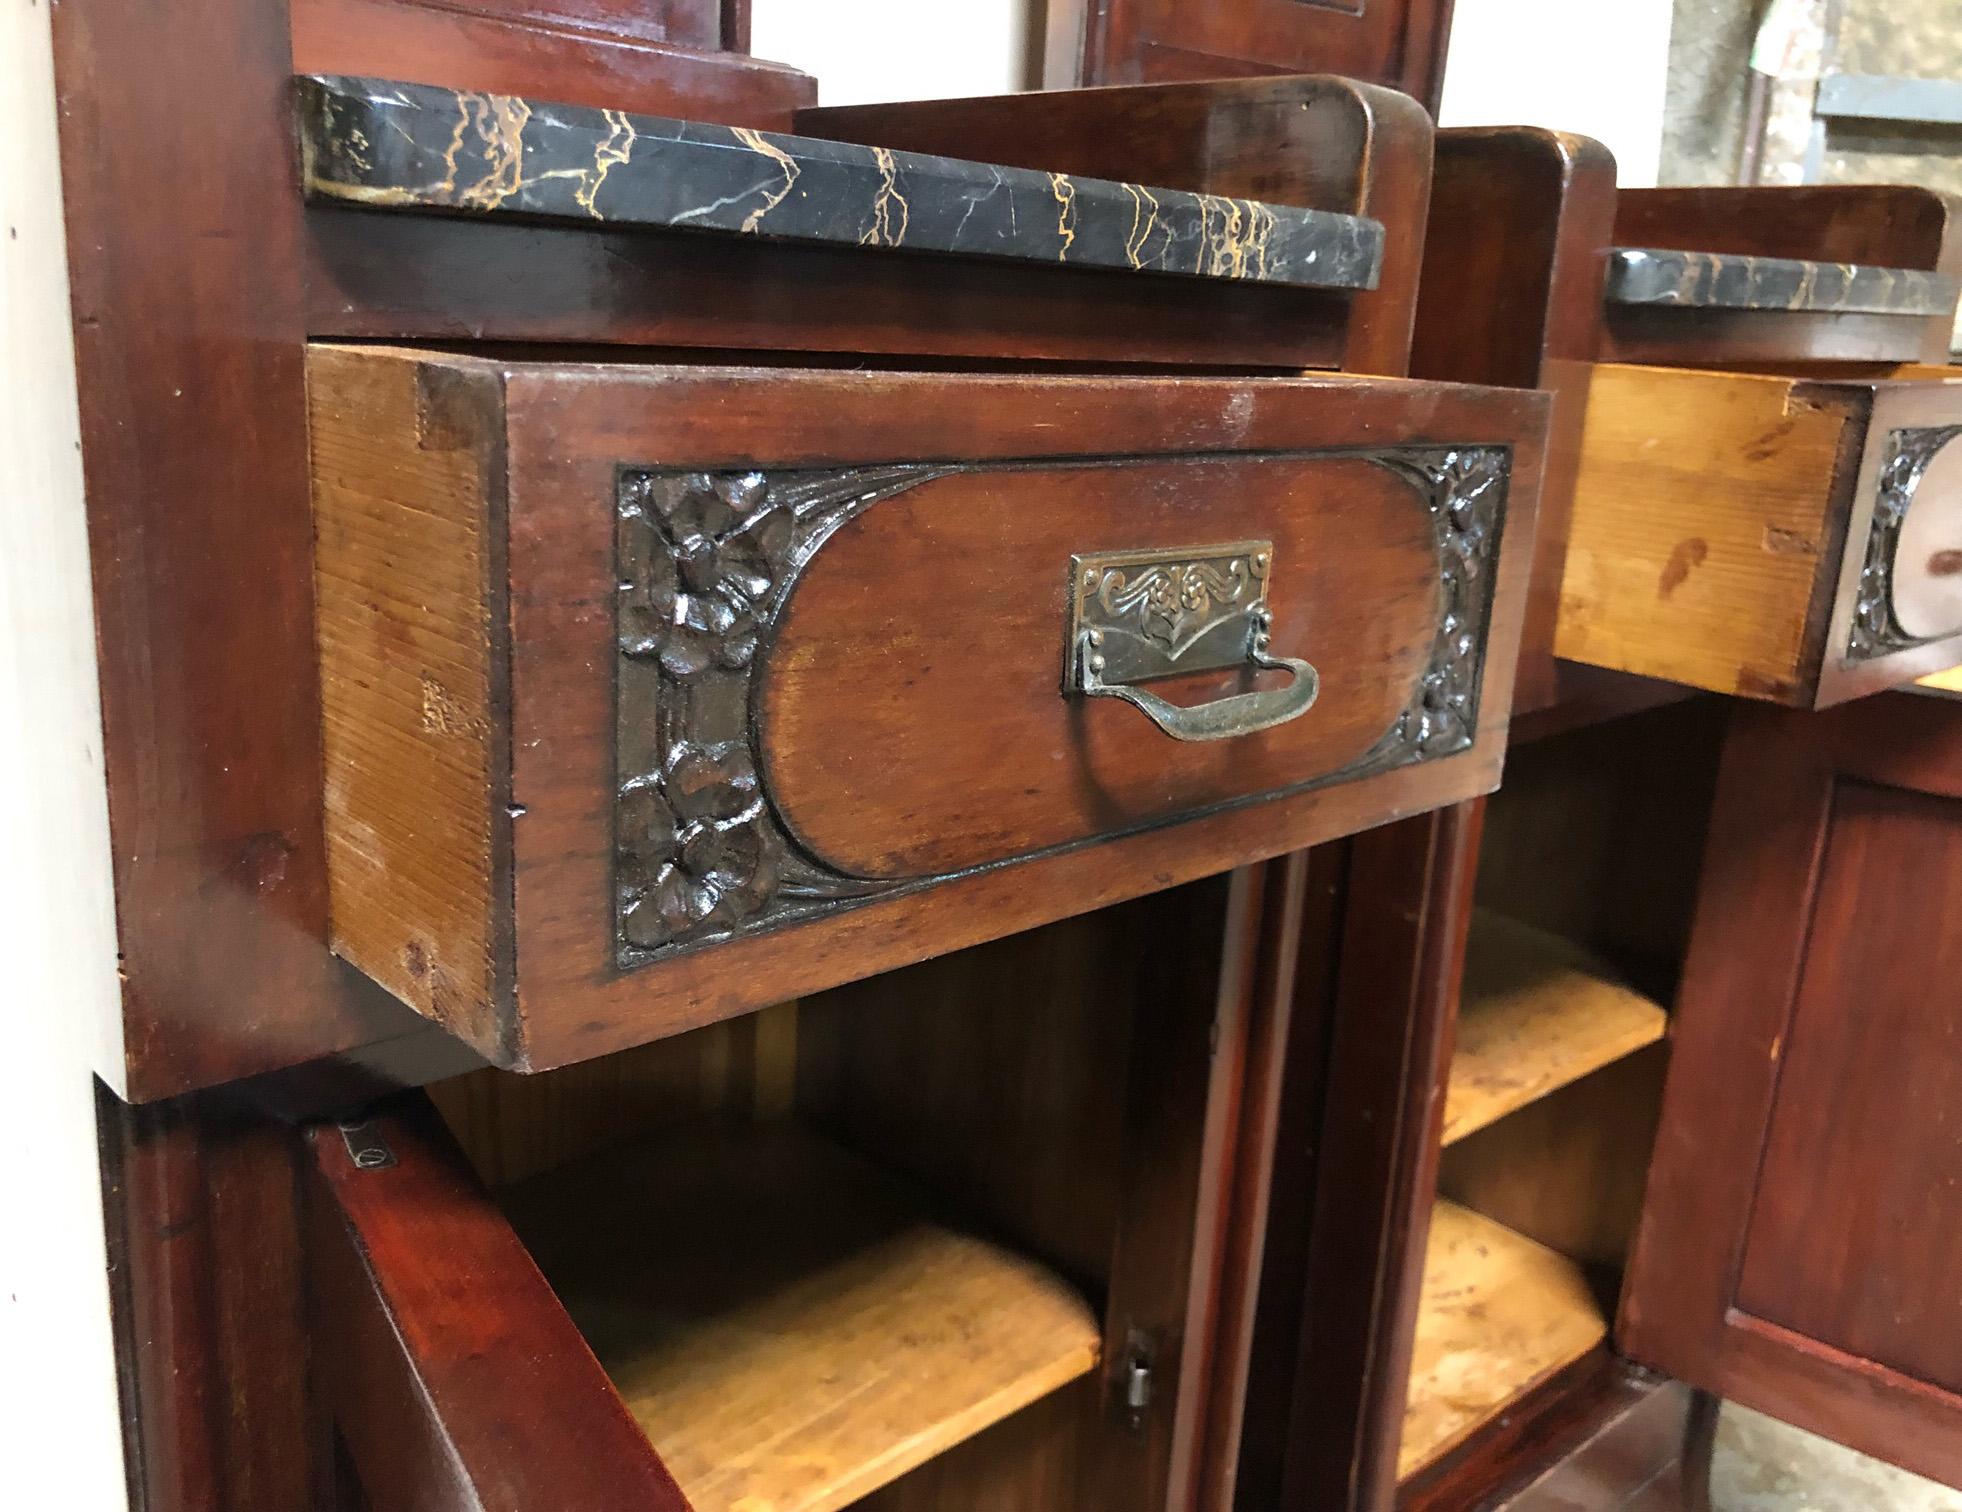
[1066,541,1321,743]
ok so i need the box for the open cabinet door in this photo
[307,1100,693,1512]
[1621,691,1962,1490]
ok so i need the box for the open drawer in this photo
[310,346,1544,1070]
[1557,365,1962,707]
[306,880,1282,1512]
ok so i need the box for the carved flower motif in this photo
[1406,613,1474,756]
[1375,448,1505,764]
[1438,450,1499,569]
[618,742,782,950]
[619,471,794,677]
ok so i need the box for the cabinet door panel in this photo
[1622,693,1962,1489]
[1734,781,1962,1392]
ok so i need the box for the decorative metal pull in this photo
[1065,541,1321,743]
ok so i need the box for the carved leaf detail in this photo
[1098,558,1252,654]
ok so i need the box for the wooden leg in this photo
[1679,1391,1721,1512]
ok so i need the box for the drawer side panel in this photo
[312,349,508,1052]
[1557,364,1854,703]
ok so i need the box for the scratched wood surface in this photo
[311,345,510,1055]
[1399,1200,1608,1481]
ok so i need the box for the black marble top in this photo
[297,75,1384,293]
[1606,246,1960,318]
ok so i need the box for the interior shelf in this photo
[497,1119,1103,1512]
[1398,1199,1609,1481]
[1442,909,1670,1146]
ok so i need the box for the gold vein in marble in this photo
[1247,201,1275,280]
[573,109,638,220]
[458,94,531,211]
[435,93,473,197]
[1198,195,1251,279]
[860,147,910,247]
[1122,182,1162,270]
[1050,173,1078,262]
[730,127,802,233]
[303,175,421,207]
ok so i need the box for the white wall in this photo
[751,0,1036,105]
[0,0,131,1505]
[1438,0,1675,186]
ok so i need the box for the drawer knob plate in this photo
[1065,542,1321,741]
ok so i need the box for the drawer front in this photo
[1558,365,1962,708]
[637,452,1467,924]
[312,348,1544,1067]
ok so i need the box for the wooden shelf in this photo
[1442,910,1669,1146]
[499,1121,1102,1512]
[1399,1200,1609,1480]
[1404,1200,1616,1482]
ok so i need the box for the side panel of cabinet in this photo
[1622,692,1962,1490]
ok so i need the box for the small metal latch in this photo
[337,1117,397,1170]
[1118,1329,1156,1428]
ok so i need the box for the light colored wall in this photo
[0,0,130,1505]
[751,0,1037,104]
[1438,0,1675,186]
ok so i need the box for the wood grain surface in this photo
[1410,129,1617,715]
[761,455,1436,879]
[292,0,815,125]
[1732,781,1962,1392]
[1558,363,1858,703]
[1439,1045,1669,1275]
[311,346,510,1054]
